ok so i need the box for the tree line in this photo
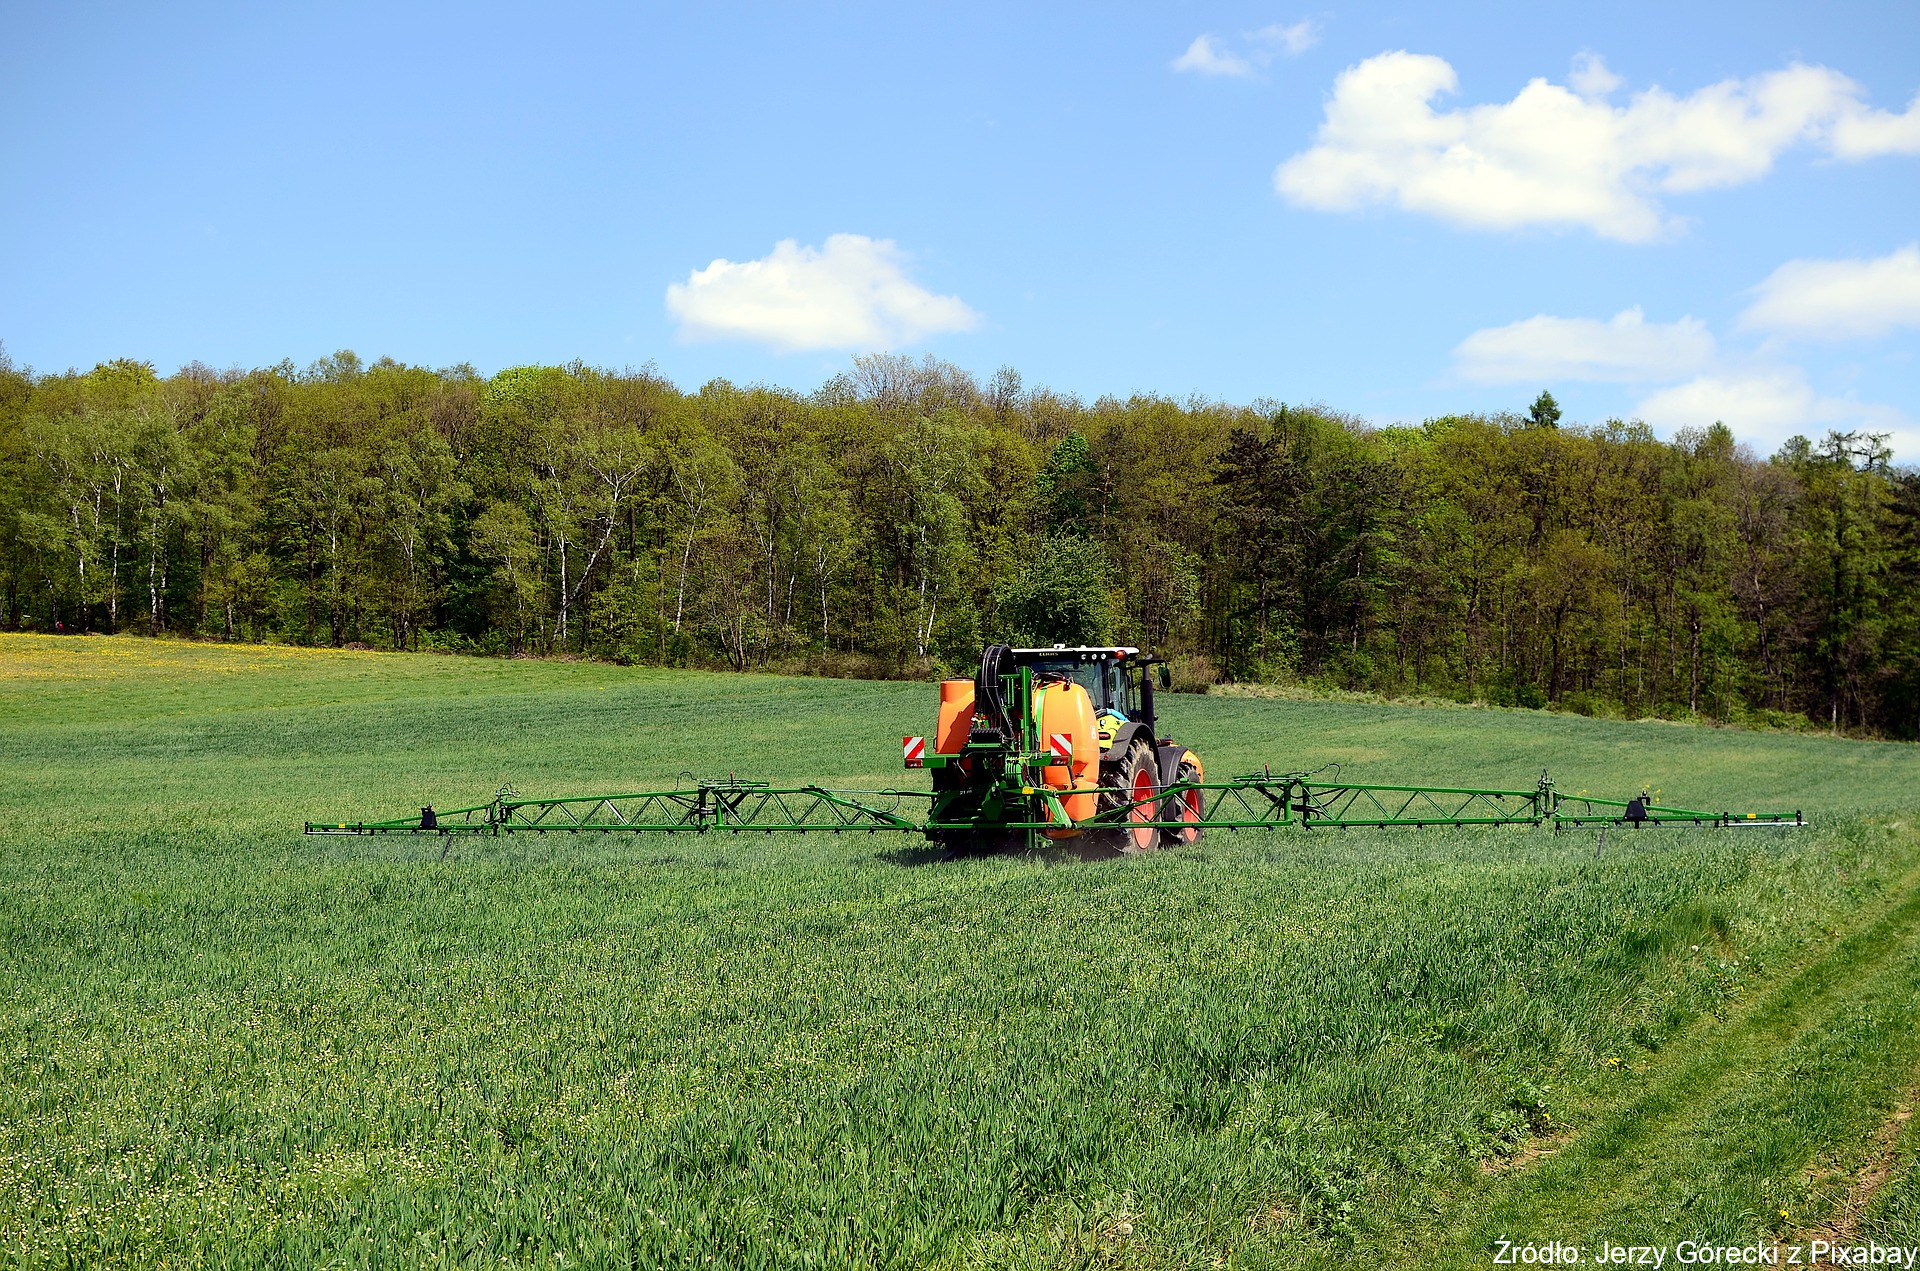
[1,346,1916,736]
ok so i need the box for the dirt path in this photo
[1794,1093,1917,1245]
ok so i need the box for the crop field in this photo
[5,634,1920,1268]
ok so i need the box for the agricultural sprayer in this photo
[306,644,1804,849]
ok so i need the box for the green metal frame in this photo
[1548,792,1803,828]
[306,771,1803,840]
[1289,776,1549,828]
[305,780,928,838]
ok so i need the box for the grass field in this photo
[5,634,1920,1269]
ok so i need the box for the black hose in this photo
[976,643,1014,738]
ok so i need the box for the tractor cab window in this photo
[1108,662,1137,718]
[1027,659,1107,709]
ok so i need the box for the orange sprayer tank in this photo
[936,679,975,754]
[1034,680,1099,837]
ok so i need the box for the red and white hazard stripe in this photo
[1047,732,1074,763]
[903,735,926,767]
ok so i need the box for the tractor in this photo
[307,652,1806,843]
[911,644,1204,855]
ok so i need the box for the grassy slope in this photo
[2,634,1919,1268]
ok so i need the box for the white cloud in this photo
[1738,243,1920,341]
[1275,52,1920,241]
[1454,307,1715,384]
[1174,22,1319,77]
[1635,367,1915,455]
[1831,90,1920,158]
[1252,21,1320,57]
[1173,35,1253,78]
[665,234,980,353]
[1568,52,1622,99]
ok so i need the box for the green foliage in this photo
[2,638,1919,1265]
[0,361,1917,733]
[1037,429,1100,527]
[992,533,1112,645]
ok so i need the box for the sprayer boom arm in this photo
[306,772,1802,838]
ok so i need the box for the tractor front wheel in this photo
[1101,740,1160,853]
[1161,756,1204,846]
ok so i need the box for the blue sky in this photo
[3,1,1917,456]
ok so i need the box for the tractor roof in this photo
[1009,646,1142,660]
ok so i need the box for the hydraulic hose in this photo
[976,643,1014,739]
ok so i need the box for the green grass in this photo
[4,633,1920,1268]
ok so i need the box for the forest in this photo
[1,345,1916,736]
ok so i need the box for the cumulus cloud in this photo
[1174,21,1319,77]
[1831,92,1920,158]
[1635,367,1915,455]
[1275,52,1920,240]
[1172,35,1253,78]
[1738,243,1920,341]
[665,235,980,353]
[1568,52,1622,99]
[1453,307,1715,384]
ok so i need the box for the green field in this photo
[5,634,1920,1269]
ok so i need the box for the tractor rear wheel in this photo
[1100,740,1160,853]
[1161,756,1204,846]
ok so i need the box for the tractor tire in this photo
[1161,756,1204,846]
[1100,740,1161,854]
